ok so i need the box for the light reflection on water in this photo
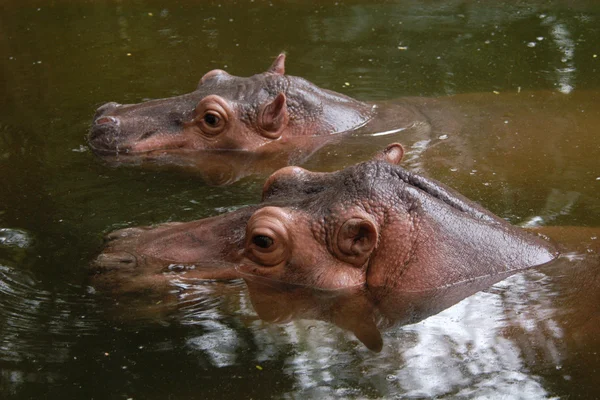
[161,259,588,399]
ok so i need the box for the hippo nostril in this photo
[95,116,119,126]
[104,227,148,243]
[94,251,137,269]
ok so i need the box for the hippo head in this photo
[88,54,374,158]
[92,144,557,349]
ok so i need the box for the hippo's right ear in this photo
[374,143,404,165]
[259,93,289,139]
[336,216,379,268]
[267,53,286,75]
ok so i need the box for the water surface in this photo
[1,1,599,398]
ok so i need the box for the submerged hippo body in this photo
[92,145,561,350]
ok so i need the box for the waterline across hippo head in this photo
[89,54,375,158]
[91,144,558,350]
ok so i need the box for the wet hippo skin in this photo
[89,54,374,155]
[87,144,595,351]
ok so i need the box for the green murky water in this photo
[1,1,599,398]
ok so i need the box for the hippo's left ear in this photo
[374,143,404,165]
[336,217,379,268]
[259,93,289,139]
[267,53,286,75]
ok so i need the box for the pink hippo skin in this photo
[87,144,598,352]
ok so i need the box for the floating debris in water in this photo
[493,91,500,94]
[527,42,536,48]
[397,46,408,50]
[438,134,448,140]
[148,12,153,16]
[343,82,350,87]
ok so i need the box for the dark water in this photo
[1,0,599,398]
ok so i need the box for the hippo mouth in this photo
[87,127,196,164]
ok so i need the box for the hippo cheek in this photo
[235,261,286,283]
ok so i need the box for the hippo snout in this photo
[89,113,123,153]
[88,102,124,149]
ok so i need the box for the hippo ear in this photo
[267,53,286,75]
[374,143,404,165]
[336,217,379,268]
[259,93,289,139]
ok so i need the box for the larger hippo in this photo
[88,54,600,185]
[91,145,566,350]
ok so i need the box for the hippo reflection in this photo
[91,145,563,350]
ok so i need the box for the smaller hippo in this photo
[89,54,376,154]
[91,144,559,350]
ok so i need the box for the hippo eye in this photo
[198,110,226,136]
[203,113,220,127]
[194,95,230,136]
[245,207,290,267]
[252,235,274,249]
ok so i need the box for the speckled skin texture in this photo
[88,54,374,155]
[93,152,557,294]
